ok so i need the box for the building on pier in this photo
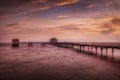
[50,38,58,44]
[12,39,19,47]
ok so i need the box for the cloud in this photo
[0,0,32,9]
[57,15,69,18]
[6,23,19,27]
[33,0,81,6]
[0,0,119,13]
[84,4,96,9]
[0,0,81,10]
[33,5,51,11]
[58,24,80,30]
[111,18,120,26]
[5,23,23,29]
[112,0,120,9]
[36,24,90,33]
[52,0,81,6]
[100,23,115,34]
[32,0,81,11]
[0,14,12,19]
[53,24,94,33]
[96,17,120,34]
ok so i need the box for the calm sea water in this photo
[0,43,120,80]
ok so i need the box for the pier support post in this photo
[28,42,33,47]
[112,48,114,58]
[88,46,89,52]
[72,45,75,49]
[106,48,108,55]
[41,43,46,47]
[83,46,84,52]
[66,44,68,48]
[77,45,79,49]
[80,46,81,51]
[71,44,74,49]
[101,47,103,56]
[91,46,92,53]
[95,47,98,55]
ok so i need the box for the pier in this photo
[11,39,120,60]
[54,42,120,59]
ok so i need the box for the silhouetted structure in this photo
[50,38,58,44]
[28,42,33,47]
[41,43,46,47]
[12,39,19,47]
[55,42,120,59]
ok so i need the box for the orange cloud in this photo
[33,0,81,6]
[84,4,96,9]
[33,5,51,11]
[57,15,69,18]
[53,0,81,6]
[27,0,81,12]
[93,17,120,35]
[111,18,120,25]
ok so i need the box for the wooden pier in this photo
[54,42,120,58]
[11,39,120,60]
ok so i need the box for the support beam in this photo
[95,47,98,55]
[91,46,92,53]
[71,44,74,48]
[106,48,108,55]
[71,44,74,49]
[88,46,89,52]
[77,45,79,49]
[80,46,81,51]
[112,48,114,58]
[83,46,84,51]
[101,47,103,56]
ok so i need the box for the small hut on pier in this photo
[50,38,58,44]
[12,39,19,47]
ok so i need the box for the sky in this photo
[0,0,120,42]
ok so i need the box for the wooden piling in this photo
[28,42,33,47]
[41,43,46,47]
[106,48,108,55]
[80,46,81,51]
[95,47,98,55]
[112,48,114,58]
[101,47,103,56]
[88,46,89,52]
[53,42,120,60]
[91,46,92,53]
[83,46,84,51]
[72,44,74,49]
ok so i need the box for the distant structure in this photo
[50,38,58,44]
[28,42,33,47]
[41,42,46,47]
[12,39,19,47]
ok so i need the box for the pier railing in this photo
[55,42,120,48]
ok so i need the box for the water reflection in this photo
[0,44,120,80]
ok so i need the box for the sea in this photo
[0,43,120,80]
